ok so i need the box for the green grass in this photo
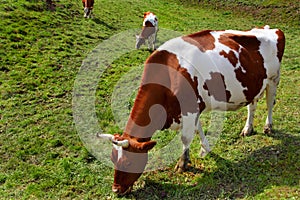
[0,0,299,199]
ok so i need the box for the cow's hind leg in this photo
[174,114,197,172]
[197,121,211,157]
[264,79,279,134]
[241,100,258,136]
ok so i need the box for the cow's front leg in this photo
[174,115,196,172]
[241,100,258,136]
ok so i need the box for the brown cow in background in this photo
[136,12,158,50]
[82,0,94,18]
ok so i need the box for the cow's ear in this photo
[143,12,150,18]
[139,140,157,151]
[131,140,156,151]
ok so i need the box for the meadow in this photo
[0,0,299,199]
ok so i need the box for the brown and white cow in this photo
[82,0,94,18]
[98,25,285,195]
[136,12,158,50]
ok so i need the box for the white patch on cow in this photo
[247,28,281,99]
[113,145,123,161]
[181,112,198,148]
[255,28,281,77]
[181,112,211,157]
[182,113,198,132]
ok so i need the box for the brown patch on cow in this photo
[219,50,238,67]
[144,50,205,115]
[219,33,267,102]
[219,34,240,52]
[171,62,205,114]
[125,50,205,139]
[276,29,285,62]
[203,72,231,102]
[194,76,206,113]
[182,30,215,52]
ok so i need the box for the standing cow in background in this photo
[82,0,94,18]
[136,12,158,50]
[98,26,285,195]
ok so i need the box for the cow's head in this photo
[84,7,93,18]
[83,0,93,18]
[97,133,156,195]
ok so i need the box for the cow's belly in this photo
[199,75,267,112]
[201,96,248,112]
[200,76,267,112]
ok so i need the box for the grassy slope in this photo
[186,0,300,26]
[0,0,299,199]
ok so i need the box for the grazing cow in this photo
[136,12,158,50]
[82,0,94,18]
[98,26,285,195]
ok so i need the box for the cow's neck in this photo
[140,22,155,39]
[124,83,168,142]
[122,50,197,142]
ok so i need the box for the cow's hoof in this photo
[174,158,190,173]
[263,124,272,135]
[174,164,184,173]
[199,147,209,158]
[174,162,187,173]
[240,127,253,136]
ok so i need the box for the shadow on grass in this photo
[92,18,116,31]
[130,130,300,199]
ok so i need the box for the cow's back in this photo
[156,27,284,112]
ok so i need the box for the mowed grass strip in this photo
[0,0,299,199]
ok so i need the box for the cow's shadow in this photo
[92,18,116,31]
[129,130,299,199]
